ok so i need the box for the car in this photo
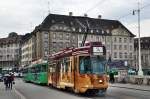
[0,74,3,82]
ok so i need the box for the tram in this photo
[48,42,109,95]
[23,61,48,85]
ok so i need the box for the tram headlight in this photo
[99,80,103,83]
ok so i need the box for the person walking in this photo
[3,75,9,90]
[109,71,115,83]
[8,73,14,89]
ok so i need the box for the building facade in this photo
[29,13,135,68]
[21,33,34,67]
[134,37,150,75]
[0,32,22,69]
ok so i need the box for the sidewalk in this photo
[0,82,19,99]
[110,83,150,92]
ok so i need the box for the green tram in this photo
[22,62,48,85]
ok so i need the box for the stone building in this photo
[21,33,35,67]
[0,32,22,69]
[134,37,150,75]
[29,13,135,68]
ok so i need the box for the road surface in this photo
[14,79,150,99]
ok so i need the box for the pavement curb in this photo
[13,88,26,99]
[110,85,150,92]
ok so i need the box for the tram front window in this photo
[79,56,105,74]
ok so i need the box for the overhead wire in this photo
[83,0,108,14]
[118,2,150,20]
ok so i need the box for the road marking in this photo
[13,87,26,99]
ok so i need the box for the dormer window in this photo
[91,30,93,33]
[70,22,73,25]
[52,20,55,23]
[59,26,63,30]
[72,27,76,31]
[102,30,104,34]
[106,29,110,33]
[96,29,99,32]
[79,28,82,32]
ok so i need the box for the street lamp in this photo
[133,2,143,76]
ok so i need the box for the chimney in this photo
[98,15,102,19]
[69,12,73,16]
[84,13,88,17]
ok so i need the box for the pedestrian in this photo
[3,75,9,90]
[109,71,115,83]
[8,73,14,89]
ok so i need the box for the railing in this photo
[114,75,150,85]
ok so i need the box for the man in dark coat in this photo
[109,72,115,83]
[3,75,9,90]
[8,73,14,89]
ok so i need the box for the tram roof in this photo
[49,42,104,60]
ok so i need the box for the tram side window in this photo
[36,66,41,73]
[23,68,28,74]
[31,67,36,73]
[41,65,47,72]
[79,56,91,74]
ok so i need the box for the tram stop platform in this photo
[110,83,150,92]
[0,82,19,99]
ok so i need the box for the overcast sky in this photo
[0,0,150,38]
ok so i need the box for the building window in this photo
[130,45,132,50]
[53,42,56,47]
[72,35,76,40]
[72,27,75,31]
[66,33,69,40]
[66,42,69,47]
[79,28,82,32]
[114,45,117,50]
[114,52,117,58]
[119,52,122,58]
[130,38,132,43]
[124,52,127,58]
[52,20,55,23]
[119,38,122,43]
[96,36,99,41]
[59,34,63,40]
[124,45,127,50]
[124,38,127,43]
[102,30,104,34]
[91,30,93,33]
[59,42,63,48]
[119,45,122,50]
[96,30,99,32]
[107,44,110,50]
[130,53,132,58]
[106,29,110,33]
[114,37,117,42]
[53,33,56,39]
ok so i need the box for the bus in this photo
[48,42,108,95]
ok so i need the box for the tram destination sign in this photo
[93,47,103,55]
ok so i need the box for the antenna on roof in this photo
[48,1,50,14]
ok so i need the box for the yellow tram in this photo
[48,42,109,95]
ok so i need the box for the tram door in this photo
[51,61,58,87]
[73,56,79,90]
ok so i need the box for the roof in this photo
[49,42,105,60]
[22,33,32,43]
[32,13,135,37]
[0,34,22,45]
[134,37,150,49]
[31,14,135,37]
